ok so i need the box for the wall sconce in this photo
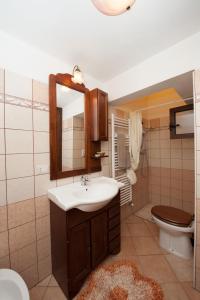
[71,65,84,84]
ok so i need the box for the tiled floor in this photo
[30,215,200,300]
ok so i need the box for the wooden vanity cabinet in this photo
[90,88,108,141]
[50,192,120,299]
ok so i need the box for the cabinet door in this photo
[90,88,108,141]
[91,211,108,268]
[98,89,108,141]
[68,221,91,293]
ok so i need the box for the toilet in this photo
[151,205,194,259]
[0,269,30,300]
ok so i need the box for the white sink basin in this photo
[48,176,124,212]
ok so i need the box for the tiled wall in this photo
[0,68,111,289]
[146,116,194,214]
[194,70,200,290]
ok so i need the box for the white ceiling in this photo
[0,0,200,81]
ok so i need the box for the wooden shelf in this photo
[91,155,109,160]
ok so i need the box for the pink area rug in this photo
[75,260,164,300]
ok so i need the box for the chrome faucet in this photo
[80,175,89,186]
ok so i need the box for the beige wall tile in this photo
[5,71,32,100]
[170,169,182,181]
[33,80,48,104]
[196,103,200,126]
[33,109,49,132]
[197,127,200,150]
[161,158,170,168]
[0,103,4,129]
[7,176,34,204]
[38,256,52,281]
[6,129,33,154]
[183,200,194,214]
[170,139,182,149]
[197,175,200,199]
[8,198,35,229]
[160,139,170,149]
[20,263,38,289]
[36,215,50,240]
[0,155,6,180]
[197,223,200,246]
[9,221,36,253]
[182,138,194,149]
[56,177,73,187]
[37,235,51,261]
[183,159,194,170]
[171,148,182,159]
[5,104,32,130]
[197,199,200,222]
[0,205,7,232]
[183,149,194,160]
[194,70,200,98]
[35,195,50,219]
[0,180,6,206]
[0,231,9,258]
[35,174,56,197]
[10,242,37,273]
[6,154,34,179]
[182,169,194,181]
[171,159,182,169]
[34,153,50,175]
[0,129,5,154]
[34,131,49,153]
[0,68,4,94]
[0,255,10,269]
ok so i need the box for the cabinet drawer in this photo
[109,236,120,252]
[109,225,120,241]
[108,205,120,218]
[109,214,120,229]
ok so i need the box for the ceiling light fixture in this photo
[91,0,135,16]
[71,65,84,84]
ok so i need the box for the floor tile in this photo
[37,275,51,287]
[49,275,58,287]
[43,287,67,300]
[128,222,152,237]
[133,236,163,255]
[161,282,189,300]
[119,236,137,256]
[138,255,178,283]
[124,215,143,224]
[30,286,47,300]
[165,254,193,282]
[181,281,200,300]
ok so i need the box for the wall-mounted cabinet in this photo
[170,103,194,139]
[90,88,108,141]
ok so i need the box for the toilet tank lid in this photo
[151,205,193,227]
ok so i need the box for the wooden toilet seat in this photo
[151,205,193,227]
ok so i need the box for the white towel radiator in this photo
[111,114,133,206]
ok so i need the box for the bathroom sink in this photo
[48,176,124,212]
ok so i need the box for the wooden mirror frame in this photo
[49,73,90,180]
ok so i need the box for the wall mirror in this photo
[49,73,89,179]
